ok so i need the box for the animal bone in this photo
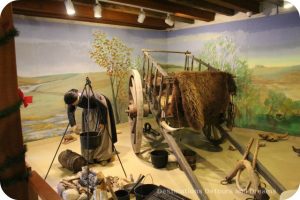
[228,145,237,151]
[258,133,288,142]
[259,142,266,147]
[160,120,183,132]
[63,134,77,144]
[292,146,300,156]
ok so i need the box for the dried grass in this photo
[169,71,236,130]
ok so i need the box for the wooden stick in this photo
[235,160,259,195]
[106,177,117,200]
[242,138,254,160]
[61,180,77,189]
[225,160,245,182]
[142,49,191,54]
[253,140,260,169]
[62,177,80,182]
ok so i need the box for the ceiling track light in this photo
[137,8,146,23]
[246,11,253,17]
[283,1,293,9]
[94,0,102,18]
[165,13,174,26]
[64,0,75,16]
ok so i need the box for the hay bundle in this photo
[169,71,236,130]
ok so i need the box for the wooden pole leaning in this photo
[0,4,28,200]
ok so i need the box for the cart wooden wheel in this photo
[202,123,225,145]
[127,69,144,154]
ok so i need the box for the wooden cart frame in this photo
[127,50,235,154]
[126,50,285,200]
[126,50,236,199]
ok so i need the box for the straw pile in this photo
[168,71,236,130]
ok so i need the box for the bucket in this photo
[134,184,158,200]
[115,189,130,200]
[150,150,168,169]
[80,131,101,150]
[58,149,87,172]
[179,149,197,171]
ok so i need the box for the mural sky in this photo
[14,17,167,77]
[165,12,300,69]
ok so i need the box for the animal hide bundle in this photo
[169,71,236,130]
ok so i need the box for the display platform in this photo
[25,123,300,199]
[173,126,300,199]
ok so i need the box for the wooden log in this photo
[0,4,28,200]
[58,150,87,173]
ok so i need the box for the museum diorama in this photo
[0,0,300,200]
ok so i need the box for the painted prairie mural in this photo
[166,12,300,135]
[15,11,300,142]
[14,17,166,142]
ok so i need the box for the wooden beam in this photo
[108,0,215,21]
[73,1,194,24]
[167,0,235,16]
[204,0,260,13]
[0,4,28,200]
[12,0,170,30]
[102,3,195,24]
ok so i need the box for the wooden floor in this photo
[26,122,300,200]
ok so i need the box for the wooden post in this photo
[0,4,28,200]
[191,55,194,71]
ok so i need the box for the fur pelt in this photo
[168,71,236,130]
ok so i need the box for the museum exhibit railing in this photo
[28,169,61,200]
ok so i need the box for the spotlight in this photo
[246,11,253,17]
[64,0,75,16]
[94,1,102,18]
[283,1,293,9]
[137,8,146,23]
[165,13,174,26]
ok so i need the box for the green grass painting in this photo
[18,72,122,142]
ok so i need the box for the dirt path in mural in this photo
[19,83,43,93]
[20,75,75,142]
[22,114,68,142]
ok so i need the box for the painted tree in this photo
[264,90,295,119]
[199,36,261,126]
[90,31,132,123]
